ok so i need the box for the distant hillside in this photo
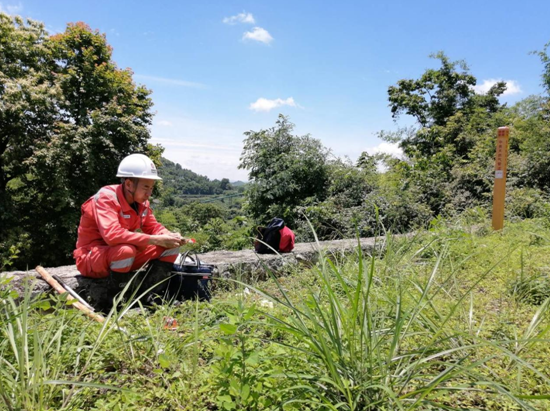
[231,180,247,187]
[159,157,233,195]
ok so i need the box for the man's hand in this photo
[169,232,197,245]
[149,233,182,249]
[148,232,195,248]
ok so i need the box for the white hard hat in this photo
[116,154,162,180]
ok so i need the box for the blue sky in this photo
[2,0,550,181]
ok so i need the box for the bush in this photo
[506,187,550,220]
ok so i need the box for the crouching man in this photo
[73,154,184,283]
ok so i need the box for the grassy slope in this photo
[1,218,550,410]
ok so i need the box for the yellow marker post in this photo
[492,127,509,230]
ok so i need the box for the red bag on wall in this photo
[279,226,295,253]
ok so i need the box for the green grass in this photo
[1,218,550,410]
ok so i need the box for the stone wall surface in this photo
[1,236,385,309]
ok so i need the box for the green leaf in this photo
[220,323,238,335]
[243,307,256,320]
[245,351,260,366]
[241,384,250,401]
[229,378,240,395]
[33,300,51,310]
[223,401,236,410]
[158,353,171,368]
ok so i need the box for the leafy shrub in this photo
[239,114,331,227]
[296,186,433,243]
[506,187,550,220]
[0,233,29,271]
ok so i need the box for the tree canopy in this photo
[533,41,550,95]
[239,115,330,226]
[388,52,506,160]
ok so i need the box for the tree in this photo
[0,16,159,268]
[220,178,232,191]
[388,52,506,160]
[239,115,330,225]
[507,96,550,191]
[0,15,60,268]
[533,40,550,95]
[377,52,512,216]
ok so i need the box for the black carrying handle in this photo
[176,250,200,271]
[255,225,265,239]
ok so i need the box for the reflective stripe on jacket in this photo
[74,184,168,257]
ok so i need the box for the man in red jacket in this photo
[73,154,185,279]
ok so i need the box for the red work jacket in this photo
[73,184,167,258]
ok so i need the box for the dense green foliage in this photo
[2,218,550,409]
[154,201,251,253]
[239,115,330,227]
[0,15,160,269]
[534,41,550,94]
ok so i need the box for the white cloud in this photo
[157,120,173,126]
[152,138,247,181]
[223,12,255,25]
[365,142,403,158]
[242,27,273,44]
[134,74,206,89]
[473,79,522,96]
[149,116,249,181]
[0,2,23,14]
[249,97,299,112]
[363,142,404,172]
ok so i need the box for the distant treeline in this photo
[159,158,243,196]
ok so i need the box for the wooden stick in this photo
[36,266,105,324]
[52,274,95,312]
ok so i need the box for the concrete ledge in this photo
[1,236,384,307]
